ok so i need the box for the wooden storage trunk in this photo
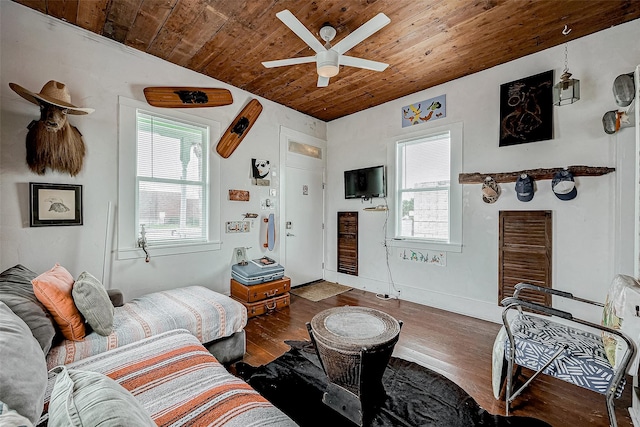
[230,277,291,303]
[232,293,290,318]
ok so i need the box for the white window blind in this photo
[396,131,451,241]
[136,111,209,244]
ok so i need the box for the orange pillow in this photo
[32,264,85,341]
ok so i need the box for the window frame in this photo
[117,97,221,260]
[387,121,463,253]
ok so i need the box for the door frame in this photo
[279,126,327,284]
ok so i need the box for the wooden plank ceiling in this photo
[12,0,640,122]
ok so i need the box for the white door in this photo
[285,166,324,286]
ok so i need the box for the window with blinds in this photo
[136,111,209,245]
[396,131,451,241]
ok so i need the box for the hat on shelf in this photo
[481,177,500,204]
[515,174,534,202]
[552,169,577,200]
[9,80,94,115]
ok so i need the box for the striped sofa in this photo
[37,329,296,426]
[0,262,294,426]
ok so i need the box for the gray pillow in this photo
[0,400,34,427]
[0,265,56,354]
[72,271,114,336]
[48,366,156,427]
[0,302,47,424]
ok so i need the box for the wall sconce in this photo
[553,26,580,106]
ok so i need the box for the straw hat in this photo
[9,80,94,115]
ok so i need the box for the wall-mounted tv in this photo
[344,165,386,199]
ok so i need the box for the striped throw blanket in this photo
[38,329,296,426]
[46,286,247,369]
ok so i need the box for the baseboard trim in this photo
[324,269,503,324]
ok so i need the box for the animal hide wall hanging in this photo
[9,81,94,176]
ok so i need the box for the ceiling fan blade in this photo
[276,9,326,54]
[340,56,389,71]
[333,13,390,55]
[262,56,316,68]
[317,76,330,87]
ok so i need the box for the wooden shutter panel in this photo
[337,212,358,276]
[498,210,552,306]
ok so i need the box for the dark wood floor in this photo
[237,288,633,427]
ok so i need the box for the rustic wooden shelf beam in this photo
[458,165,615,184]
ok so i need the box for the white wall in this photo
[0,2,326,299]
[326,19,640,323]
[2,1,638,325]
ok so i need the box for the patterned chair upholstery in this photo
[497,275,640,427]
[505,315,623,396]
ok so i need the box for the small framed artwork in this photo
[233,247,248,265]
[401,94,446,127]
[499,70,553,147]
[30,183,83,227]
[251,158,271,186]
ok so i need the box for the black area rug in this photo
[235,341,550,427]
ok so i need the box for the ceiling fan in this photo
[262,10,391,87]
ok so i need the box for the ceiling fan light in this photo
[317,50,339,77]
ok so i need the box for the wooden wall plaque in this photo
[229,190,249,201]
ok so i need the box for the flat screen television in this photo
[344,165,386,199]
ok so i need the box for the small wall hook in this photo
[562,25,572,36]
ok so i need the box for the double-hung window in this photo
[136,112,208,245]
[392,122,463,252]
[117,97,221,259]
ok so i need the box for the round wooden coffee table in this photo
[307,306,401,426]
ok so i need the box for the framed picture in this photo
[499,70,553,147]
[401,94,446,127]
[30,183,83,227]
[251,158,271,186]
[233,247,247,265]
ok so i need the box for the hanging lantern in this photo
[553,69,580,106]
[553,27,580,106]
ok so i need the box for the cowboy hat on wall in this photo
[9,80,93,176]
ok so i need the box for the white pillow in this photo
[48,366,156,427]
[0,401,34,427]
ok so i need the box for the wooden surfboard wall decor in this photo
[143,87,233,108]
[216,99,263,159]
